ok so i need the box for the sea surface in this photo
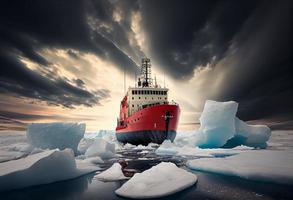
[0,130,293,200]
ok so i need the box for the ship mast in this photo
[139,58,152,87]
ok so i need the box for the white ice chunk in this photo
[95,163,127,181]
[115,162,197,199]
[134,143,157,150]
[155,140,179,156]
[0,149,98,192]
[85,138,116,159]
[83,156,104,164]
[187,150,293,185]
[78,138,94,154]
[226,117,271,148]
[123,143,137,149]
[27,123,85,154]
[197,100,238,148]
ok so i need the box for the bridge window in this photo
[155,91,158,95]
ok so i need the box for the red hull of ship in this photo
[116,104,180,145]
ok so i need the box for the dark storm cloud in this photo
[0,0,141,108]
[211,0,293,120]
[140,0,259,79]
[0,0,141,74]
[138,0,292,120]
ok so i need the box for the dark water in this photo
[1,148,293,200]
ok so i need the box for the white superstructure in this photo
[126,87,168,115]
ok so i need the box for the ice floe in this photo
[156,140,253,157]
[27,123,85,154]
[95,163,128,181]
[0,149,98,191]
[85,138,116,159]
[78,138,94,154]
[115,162,197,198]
[187,150,293,185]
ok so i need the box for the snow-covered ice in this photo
[95,163,128,181]
[187,150,293,185]
[0,149,98,192]
[27,123,85,154]
[115,162,197,199]
[85,138,116,159]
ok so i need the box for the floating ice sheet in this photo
[187,150,293,185]
[0,149,98,192]
[156,140,253,157]
[115,162,197,199]
[95,163,127,181]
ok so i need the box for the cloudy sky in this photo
[0,0,292,131]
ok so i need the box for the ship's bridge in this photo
[126,87,169,115]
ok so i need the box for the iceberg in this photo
[115,162,197,198]
[27,123,85,154]
[197,100,238,148]
[0,149,98,192]
[85,138,116,159]
[176,100,271,149]
[187,150,293,185]
[95,163,128,181]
